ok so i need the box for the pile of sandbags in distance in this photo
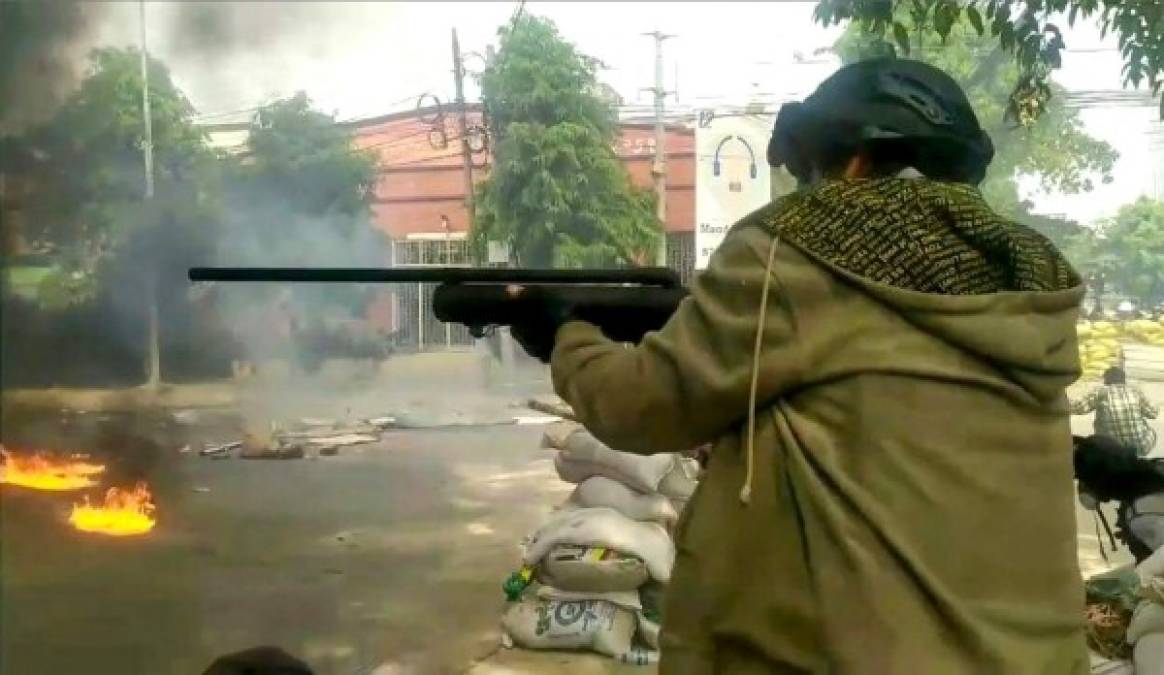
[500,422,700,665]
[1078,320,1126,380]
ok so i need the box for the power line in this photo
[378,150,471,170]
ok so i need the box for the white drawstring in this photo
[741,235,781,505]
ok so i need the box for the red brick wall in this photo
[350,108,695,239]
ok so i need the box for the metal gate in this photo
[667,231,696,285]
[387,238,475,351]
[381,234,696,352]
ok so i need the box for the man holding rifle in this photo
[512,59,1089,673]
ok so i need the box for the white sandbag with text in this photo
[536,544,650,593]
[501,598,636,658]
[524,507,675,583]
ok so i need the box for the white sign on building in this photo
[694,112,773,269]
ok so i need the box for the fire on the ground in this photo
[69,482,157,536]
[0,446,106,491]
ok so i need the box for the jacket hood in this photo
[762,178,1085,402]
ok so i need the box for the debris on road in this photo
[526,397,576,421]
[306,433,378,446]
[513,415,562,426]
[200,441,241,457]
[171,410,200,425]
[240,434,306,460]
[198,417,384,461]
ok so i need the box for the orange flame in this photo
[0,446,106,491]
[68,482,157,536]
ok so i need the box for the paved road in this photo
[2,377,1159,674]
[0,419,641,675]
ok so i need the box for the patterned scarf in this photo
[749,178,1081,295]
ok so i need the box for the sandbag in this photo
[536,585,642,613]
[537,544,650,593]
[1134,633,1164,675]
[1128,602,1164,644]
[566,476,678,526]
[524,507,675,583]
[657,458,700,501]
[549,427,677,493]
[500,598,636,658]
[1089,650,1134,675]
[541,422,580,450]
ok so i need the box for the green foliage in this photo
[833,7,1117,221]
[11,47,214,305]
[232,92,376,223]
[1094,198,1164,305]
[815,0,1164,121]
[472,15,660,267]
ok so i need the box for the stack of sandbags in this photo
[1078,321,1125,380]
[1125,318,1164,347]
[500,422,700,664]
[545,422,700,522]
[1128,546,1164,675]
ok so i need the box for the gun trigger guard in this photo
[469,325,495,339]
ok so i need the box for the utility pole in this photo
[452,29,474,234]
[139,0,160,390]
[642,31,672,266]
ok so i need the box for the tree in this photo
[7,47,216,387]
[832,6,1117,225]
[471,15,660,267]
[226,92,376,232]
[1097,198,1164,306]
[814,0,1164,122]
[16,47,211,280]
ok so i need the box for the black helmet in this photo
[768,58,994,185]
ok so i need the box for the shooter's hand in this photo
[510,286,576,363]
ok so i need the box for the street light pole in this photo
[642,31,673,267]
[139,0,160,390]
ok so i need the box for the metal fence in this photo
[384,238,475,351]
[666,232,696,286]
[381,233,697,353]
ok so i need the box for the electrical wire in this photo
[378,150,471,170]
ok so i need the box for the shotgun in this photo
[187,266,689,344]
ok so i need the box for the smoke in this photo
[143,2,379,117]
[1,1,395,405]
[0,1,109,135]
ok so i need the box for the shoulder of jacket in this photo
[725,191,807,238]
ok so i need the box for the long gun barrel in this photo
[187,266,689,344]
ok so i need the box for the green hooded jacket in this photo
[550,178,1089,674]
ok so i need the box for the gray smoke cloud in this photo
[0,1,367,132]
[2,1,396,408]
[0,1,108,134]
[153,1,347,115]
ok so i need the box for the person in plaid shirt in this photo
[1072,367,1160,456]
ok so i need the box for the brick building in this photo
[203,105,696,349]
[343,104,695,271]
